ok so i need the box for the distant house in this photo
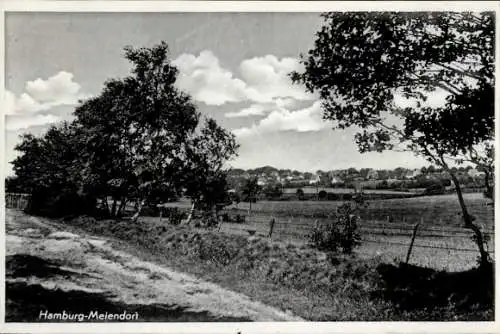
[468,168,486,178]
[309,174,321,185]
[367,169,379,180]
[330,176,343,185]
[386,178,399,185]
[404,169,421,179]
[289,179,305,185]
[257,177,267,186]
[271,171,281,182]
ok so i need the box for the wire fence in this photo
[217,205,495,256]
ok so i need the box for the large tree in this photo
[292,12,494,267]
[74,44,199,219]
[12,42,238,221]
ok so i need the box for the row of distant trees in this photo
[228,165,489,191]
[8,42,239,221]
[230,165,480,179]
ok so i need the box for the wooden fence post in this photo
[383,215,389,234]
[481,223,488,252]
[268,217,276,238]
[405,222,421,264]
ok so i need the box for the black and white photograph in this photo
[1,1,498,333]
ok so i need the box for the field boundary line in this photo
[360,238,495,253]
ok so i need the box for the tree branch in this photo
[435,62,483,81]
[406,71,463,95]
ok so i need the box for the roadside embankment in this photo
[63,215,493,321]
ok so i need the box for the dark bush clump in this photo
[26,188,97,218]
[163,208,186,225]
[308,202,361,254]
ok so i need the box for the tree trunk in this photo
[483,170,493,201]
[111,199,118,217]
[449,172,490,267]
[131,199,145,222]
[102,197,109,213]
[117,199,127,217]
[212,205,218,227]
[185,201,196,225]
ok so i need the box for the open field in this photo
[211,193,494,271]
[216,221,493,272]
[141,192,494,270]
[226,193,494,228]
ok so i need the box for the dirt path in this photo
[5,210,302,322]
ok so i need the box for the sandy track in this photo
[5,210,302,321]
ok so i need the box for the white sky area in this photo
[4,12,433,176]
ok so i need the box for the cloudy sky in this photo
[4,12,429,176]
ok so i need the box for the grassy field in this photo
[214,193,494,271]
[140,192,494,270]
[227,193,494,228]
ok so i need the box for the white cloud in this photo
[233,101,327,137]
[275,97,297,109]
[25,71,82,104]
[6,114,61,131]
[173,51,247,106]
[239,55,313,103]
[226,104,267,118]
[4,71,85,131]
[4,71,85,116]
[173,51,315,106]
[225,98,298,118]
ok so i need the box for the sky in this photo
[4,12,430,176]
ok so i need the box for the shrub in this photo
[296,188,305,200]
[193,234,241,265]
[26,188,97,218]
[336,202,362,254]
[234,214,246,224]
[164,208,186,225]
[220,212,230,222]
[318,190,327,200]
[200,210,219,228]
[308,202,361,254]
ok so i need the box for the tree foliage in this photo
[292,12,493,157]
[241,177,261,203]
